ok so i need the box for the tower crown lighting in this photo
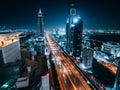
[38,9,43,17]
[73,15,81,24]
[73,18,78,23]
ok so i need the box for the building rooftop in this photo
[103,42,120,48]
[0,32,21,47]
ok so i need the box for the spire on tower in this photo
[70,3,76,15]
[38,9,42,14]
[71,3,75,7]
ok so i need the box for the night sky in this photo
[0,0,120,30]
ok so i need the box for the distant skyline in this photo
[0,0,120,30]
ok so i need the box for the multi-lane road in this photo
[46,33,92,90]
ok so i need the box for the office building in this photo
[101,42,120,58]
[72,19,83,59]
[38,9,44,36]
[0,33,21,65]
[66,4,83,59]
[0,66,20,89]
[38,9,45,54]
[66,18,70,50]
[66,4,76,53]
[82,48,93,69]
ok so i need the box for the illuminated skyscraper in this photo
[38,9,44,36]
[81,48,93,69]
[73,19,83,59]
[38,9,45,54]
[66,4,77,54]
[66,18,70,50]
[66,4,83,59]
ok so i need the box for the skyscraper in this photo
[66,18,70,50]
[37,9,45,54]
[0,33,21,65]
[72,19,83,59]
[66,4,83,59]
[38,9,44,36]
[66,4,77,54]
[81,48,93,69]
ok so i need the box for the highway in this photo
[46,33,92,90]
[99,60,117,75]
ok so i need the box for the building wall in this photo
[38,10,44,36]
[101,43,120,55]
[73,20,83,58]
[1,41,21,64]
[82,48,93,69]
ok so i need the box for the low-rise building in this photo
[101,42,120,58]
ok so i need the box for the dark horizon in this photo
[0,0,120,30]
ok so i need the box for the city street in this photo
[46,33,92,90]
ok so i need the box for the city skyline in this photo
[0,0,120,30]
[0,1,120,89]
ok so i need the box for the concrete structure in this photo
[41,73,50,90]
[16,77,29,88]
[38,9,44,36]
[101,42,120,59]
[66,4,83,59]
[94,50,110,61]
[0,33,21,64]
[66,4,76,53]
[66,18,70,50]
[82,48,93,69]
[34,36,45,54]
[38,9,45,54]
[72,19,83,59]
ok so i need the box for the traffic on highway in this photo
[46,33,92,90]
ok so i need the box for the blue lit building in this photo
[82,48,93,69]
[72,18,83,59]
[66,4,83,59]
[38,9,45,54]
[38,9,44,36]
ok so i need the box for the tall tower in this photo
[38,9,44,36]
[72,19,83,59]
[38,9,45,54]
[66,3,83,59]
[66,4,76,54]
[69,4,76,28]
[66,18,70,50]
